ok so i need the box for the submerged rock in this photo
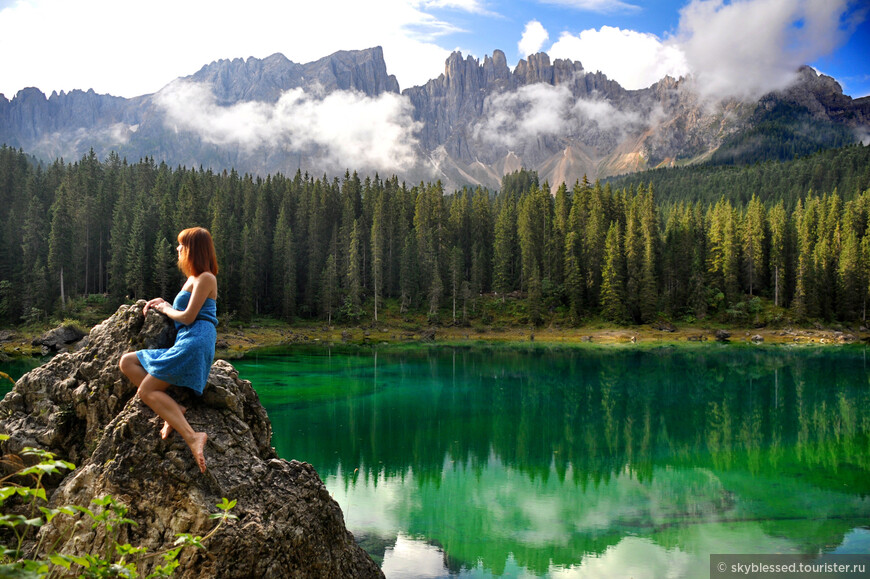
[0,301,383,578]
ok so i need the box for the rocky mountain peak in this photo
[185,46,398,103]
[514,52,554,85]
[482,49,510,84]
[1,46,867,192]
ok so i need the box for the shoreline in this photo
[2,322,867,362]
[211,323,869,359]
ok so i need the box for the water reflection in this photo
[235,345,870,578]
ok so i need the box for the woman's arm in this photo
[155,272,217,326]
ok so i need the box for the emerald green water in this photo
[3,345,869,577]
[232,344,870,578]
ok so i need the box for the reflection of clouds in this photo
[550,537,691,579]
[324,464,409,538]
[328,456,869,577]
[381,534,450,579]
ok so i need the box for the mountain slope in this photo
[0,47,867,190]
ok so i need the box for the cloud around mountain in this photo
[676,0,862,101]
[156,80,422,173]
[540,0,863,101]
[473,83,654,148]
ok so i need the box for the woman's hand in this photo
[143,298,167,316]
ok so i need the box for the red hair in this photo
[177,227,219,277]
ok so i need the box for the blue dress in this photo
[137,290,218,395]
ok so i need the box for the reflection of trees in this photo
[247,345,870,573]
[261,345,870,494]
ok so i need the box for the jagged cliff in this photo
[0,46,867,190]
[0,302,383,578]
[186,47,400,104]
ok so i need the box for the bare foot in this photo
[161,406,187,439]
[187,432,208,473]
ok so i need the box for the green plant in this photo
[0,435,236,578]
[23,308,46,328]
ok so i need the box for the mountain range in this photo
[1,46,868,190]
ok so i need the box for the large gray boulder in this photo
[0,301,383,578]
[31,323,88,353]
[2,301,176,464]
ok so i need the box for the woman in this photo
[119,227,218,473]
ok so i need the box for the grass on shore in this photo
[1,293,868,360]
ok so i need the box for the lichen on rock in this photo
[0,300,383,578]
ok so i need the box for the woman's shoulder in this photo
[194,271,217,284]
[191,272,218,299]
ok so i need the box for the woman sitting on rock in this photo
[119,227,218,473]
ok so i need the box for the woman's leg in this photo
[120,353,182,440]
[160,406,186,440]
[119,352,147,388]
[136,373,208,473]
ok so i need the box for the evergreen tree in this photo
[371,193,386,322]
[346,219,363,315]
[623,195,644,323]
[272,204,296,320]
[493,198,517,300]
[768,202,789,307]
[471,187,492,293]
[108,177,133,302]
[47,181,75,308]
[564,230,584,323]
[837,226,863,320]
[152,236,176,299]
[600,222,627,323]
[124,202,149,300]
[321,253,339,325]
[583,182,608,309]
[450,245,463,324]
[792,199,817,319]
[20,187,49,319]
[238,224,256,320]
[428,256,443,321]
[639,184,659,322]
[414,182,445,309]
[742,195,767,296]
[399,231,418,313]
[526,260,543,326]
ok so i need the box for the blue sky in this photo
[427,0,870,98]
[0,0,867,100]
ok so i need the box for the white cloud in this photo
[474,83,651,147]
[572,99,648,133]
[0,0,453,98]
[421,0,499,16]
[545,0,862,101]
[475,84,573,147]
[538,0,640,14]
[519,20,550,57]
[155,81,422,172]
[676,0,860,101]
[549,26,689,90]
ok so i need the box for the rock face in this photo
[186,47,400,105]
[0,301,383,578]
[1,46,867,191]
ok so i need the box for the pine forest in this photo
[1,143,870,328]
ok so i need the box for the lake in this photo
[3,343,869,578]
[231,343,870,578]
